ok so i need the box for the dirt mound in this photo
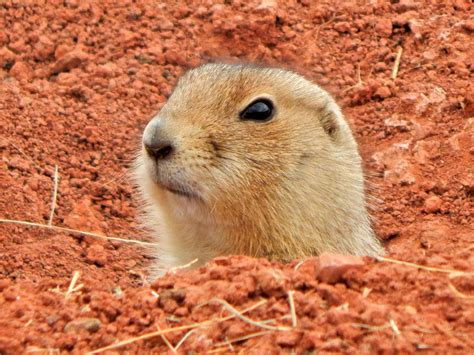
[0,0,472,353]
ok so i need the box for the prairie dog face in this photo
[139,64,351,208]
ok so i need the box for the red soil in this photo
[0,0,473,353]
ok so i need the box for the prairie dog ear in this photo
[319,108,339,139]
[298,81,344,140]
[287,73,348,140]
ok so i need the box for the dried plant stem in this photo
[168,258,199,273]
[198,298,290,331]
[389,319,401,337]
[174,329,196,351]
[26,347,60,354]
[0,219,156,246]
[391,47,403,79]
[287,290,297,327]
[375,256,473,276]
[293,259,306,270]
[377,257,474,300]
[448,282,474,300]
[8,140,46,173]
[65,271,81,300]
[214,330,272,348]
[48,165,59,225]
[352,323,390,331]
[156,325,176,353]
[88,299,268,354]
[206,347,228,354]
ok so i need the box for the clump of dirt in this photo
[0,0,473,353]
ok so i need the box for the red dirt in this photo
[0,0,473,353]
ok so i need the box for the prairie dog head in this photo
[138,63,355,208]
[135,63,383,272]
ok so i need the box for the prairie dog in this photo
[135,63,384,276]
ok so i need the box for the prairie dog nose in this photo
[143,118,174,160]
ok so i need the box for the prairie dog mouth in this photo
[153,179,201,200]
[142,148,201,200]
[163,184,195,199]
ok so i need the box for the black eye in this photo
[240,99,274,122]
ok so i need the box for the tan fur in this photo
[134,63,384,277]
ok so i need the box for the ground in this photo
[0,0,473,353]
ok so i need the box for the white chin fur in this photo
[135,154,218,278]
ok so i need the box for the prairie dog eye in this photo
[240,99,274,122]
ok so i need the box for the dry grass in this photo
[362,287,372,298]
[0,219,156,246]
[88,322,207,354]
[343,63,364,93]
[174,329,196,352]
[389,319,401,337]
[377,256,474,300]
[197,298,290,332]
[26,347,60,354]
[48,164,59,225]
[287,290,297,328]
[156,325,176,353]
[260,315,293,325]
[448,280,474,300]
[88,299,268,354]
[1,146,154,247]
[206,347,228,354]
[315,14,338,42]
[352,322,391,332]
[375,256,473,276]
[391,47,403,79]
[223,337,235,352]
[293,259,306,270]
[214,330,272,348]
[168,258,199,273]
[8,140,47,173]
[65,271,82,300]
